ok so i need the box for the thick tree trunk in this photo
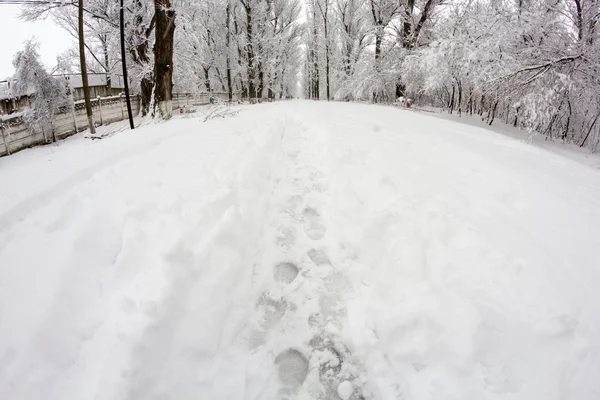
[244,3,257,102]
[153,0,175,119]
[140,77,153,116]
[79,0,96,134]
[130,1,154,116]
[403,0,414,48]
[203,67,211,92]
[374,31,382,68]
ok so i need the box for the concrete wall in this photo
[1,92,242,157]
[1,95,141,157]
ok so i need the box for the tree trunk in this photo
[153,0,175,119]
[130,0,155,116]
[258,66,264,100]
[580,111,600,148]
[232,10,246,97]
[562,100,572,142]
[203,67,211,92]
[311,14,319,100]
[226,2,233,102]
[103,35,111,90]
[488,100,499,125]
[374,30,382,68]
[140,77,153,116]
[325,44,330,101]
[79,0,96,134]
[403,0,414,48]
[244,3,257,102]
[479,94,485,116]
[457,81,462,117]
[467,88,473,115]
[373,28,382,102]
[318,0,331,101]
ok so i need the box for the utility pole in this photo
[120,0,134,129]
[79,0,96,134]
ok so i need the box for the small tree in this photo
[12,40,72,141]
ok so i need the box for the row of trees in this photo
[303,0,600,150]
[403,0,600,149]
[18,0,303,119]
[11,0,600,150]
[304,0,445,102]
[21,0,176,120]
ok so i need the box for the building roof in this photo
[0,81,10,101]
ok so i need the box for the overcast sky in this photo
[0,3,73,79]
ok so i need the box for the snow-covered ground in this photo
[1,101,600,400]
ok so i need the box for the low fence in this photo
[1,92,243,157]
[172,92,242,109]
[1,95,141,157]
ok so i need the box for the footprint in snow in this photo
[275,349,309,392]
[274,262,299,284]
[249,294,288,349]
[303,207,327,240]
[276,226,297,250]
[309,335,363,400]
[307,249,330,266]
[312,182,327,193]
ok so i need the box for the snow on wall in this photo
[0,96,141,156]
[0,92,242,157]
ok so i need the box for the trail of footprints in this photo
[251,130,365,399]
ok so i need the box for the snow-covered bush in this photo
[11,40,72,139]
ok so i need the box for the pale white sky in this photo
[0,3,73,79]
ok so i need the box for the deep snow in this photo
[1,101,600,400]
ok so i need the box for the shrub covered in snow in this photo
[11,39,72,140]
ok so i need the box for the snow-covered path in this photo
[1,101,600,400]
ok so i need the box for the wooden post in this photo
[1,126,10,156]
[72,107,79,133]
[41,126,48,143]
[97,96,103,126]
[51,120,57,143]
[120,94,125,120]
